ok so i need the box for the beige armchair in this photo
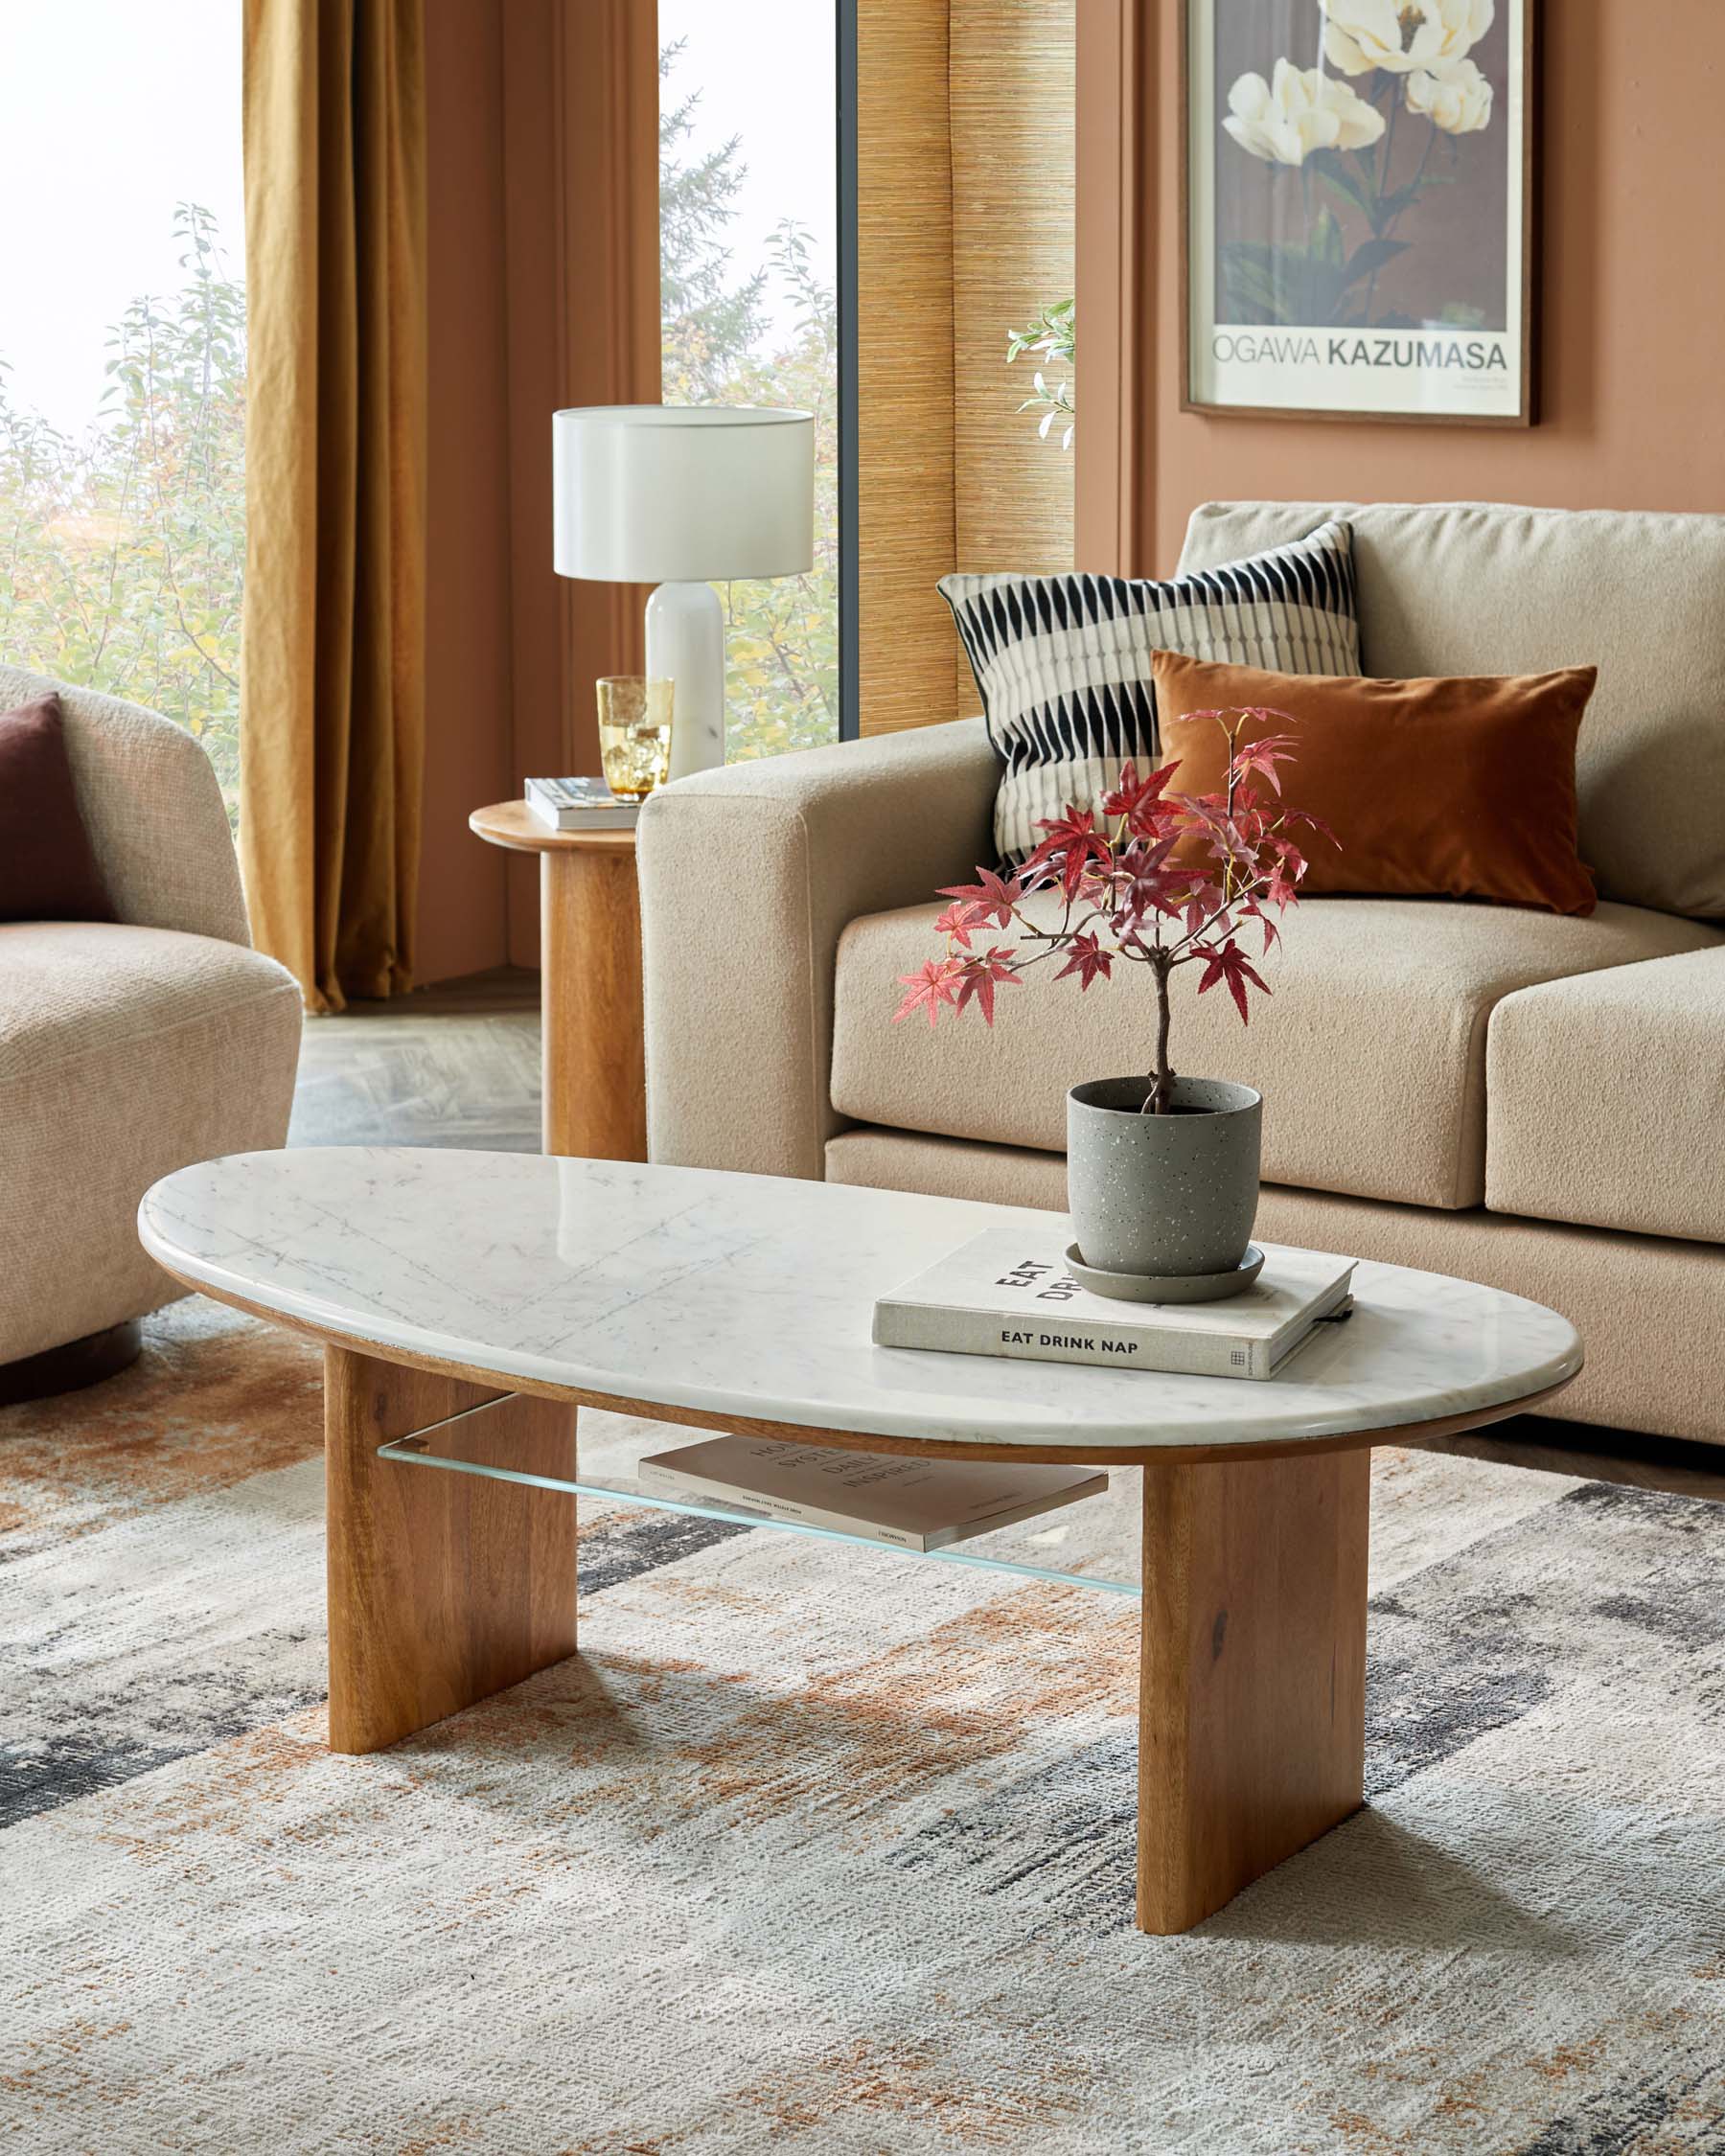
[0,664,303,1399]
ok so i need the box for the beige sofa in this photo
[638,503,1725,1449]
[0,664,303,1393]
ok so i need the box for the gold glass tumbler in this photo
[596,677,674,800]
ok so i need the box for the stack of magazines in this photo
[525,776,638,832]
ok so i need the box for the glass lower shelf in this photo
[379,1392,1141,1598]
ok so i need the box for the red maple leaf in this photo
[1263,835,1308,909]
[1193,937,1273,1023]
[1228,722,1300,796]
[892,957,964,1029]
[932,899,987,950]
[1109,835,1186,932]
[1230,798,1268,846]
[1051,931,1113,991]
[954,946,1022,1025]
[1240,895,1279,953]
[1023,806,1116,903]
[1176,793,1261,879]
[935,865,1027,929]
[1291,807,1340,851]
[1181,888,1224,941]
[1101,758,1183,833]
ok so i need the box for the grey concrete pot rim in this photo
[1069,1075,1262,1117]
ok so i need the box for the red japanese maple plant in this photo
[892,710,1330,1115]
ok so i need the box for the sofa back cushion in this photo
[1155,651,1598,916]
[1178,501,1725,919]
[940,519,1360,868]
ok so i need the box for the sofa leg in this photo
[0,1319,144,1409]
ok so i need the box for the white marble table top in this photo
[138,1150,1581,1455]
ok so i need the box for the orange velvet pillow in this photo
[1153,650,1598,917]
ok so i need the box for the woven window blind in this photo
[856,0,1074,736]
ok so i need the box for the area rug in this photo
[4,1299,1725,2154]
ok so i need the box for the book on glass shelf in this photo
[634,1434,1107,1553]
[525,776,640,831]
[873,1232,1356,1382]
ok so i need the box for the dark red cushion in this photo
[0,695,115,923]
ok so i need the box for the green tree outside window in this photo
[0,203,244,822]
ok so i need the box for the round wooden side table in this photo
[469,801,646,1162]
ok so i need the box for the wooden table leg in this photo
[1137,1446,1369,1934]
[324,1346,579,1754]
[540,845,647,1161]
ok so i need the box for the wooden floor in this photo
[288,967,541,1154]
[283,967,1725,1503]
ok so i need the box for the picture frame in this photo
[1180,0,1539,427]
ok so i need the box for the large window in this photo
[0,4,245,818]
[658,5,841,761]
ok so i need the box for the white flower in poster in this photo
[1320,0,1495,78]
[1223,59,1387,168]
[1405,55,1494,133]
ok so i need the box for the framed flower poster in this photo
[1182,0,1538,425]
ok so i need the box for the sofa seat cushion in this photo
[1487,946,1725,1242]
[0,922,303,1364]
[832,894,1719,1211]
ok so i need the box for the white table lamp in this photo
[552,404,815,782]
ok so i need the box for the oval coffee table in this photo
[139,1149,1581,1935]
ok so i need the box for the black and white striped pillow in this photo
[939,520,1360,866]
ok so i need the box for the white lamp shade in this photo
[553,404,815,584]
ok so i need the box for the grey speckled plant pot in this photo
[1067,1075,1262,1278]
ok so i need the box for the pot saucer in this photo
[1063,1242,1265,1305]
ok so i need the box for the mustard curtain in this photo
[241,0,427,1010]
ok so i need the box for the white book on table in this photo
[872,1232,1356,1381]
[635,1434,1108,1553]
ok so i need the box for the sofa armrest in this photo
[637,717,997,1179]
[0,662,250,945]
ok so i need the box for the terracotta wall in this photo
[1077,0,1725,581]
[417,0,657,983]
